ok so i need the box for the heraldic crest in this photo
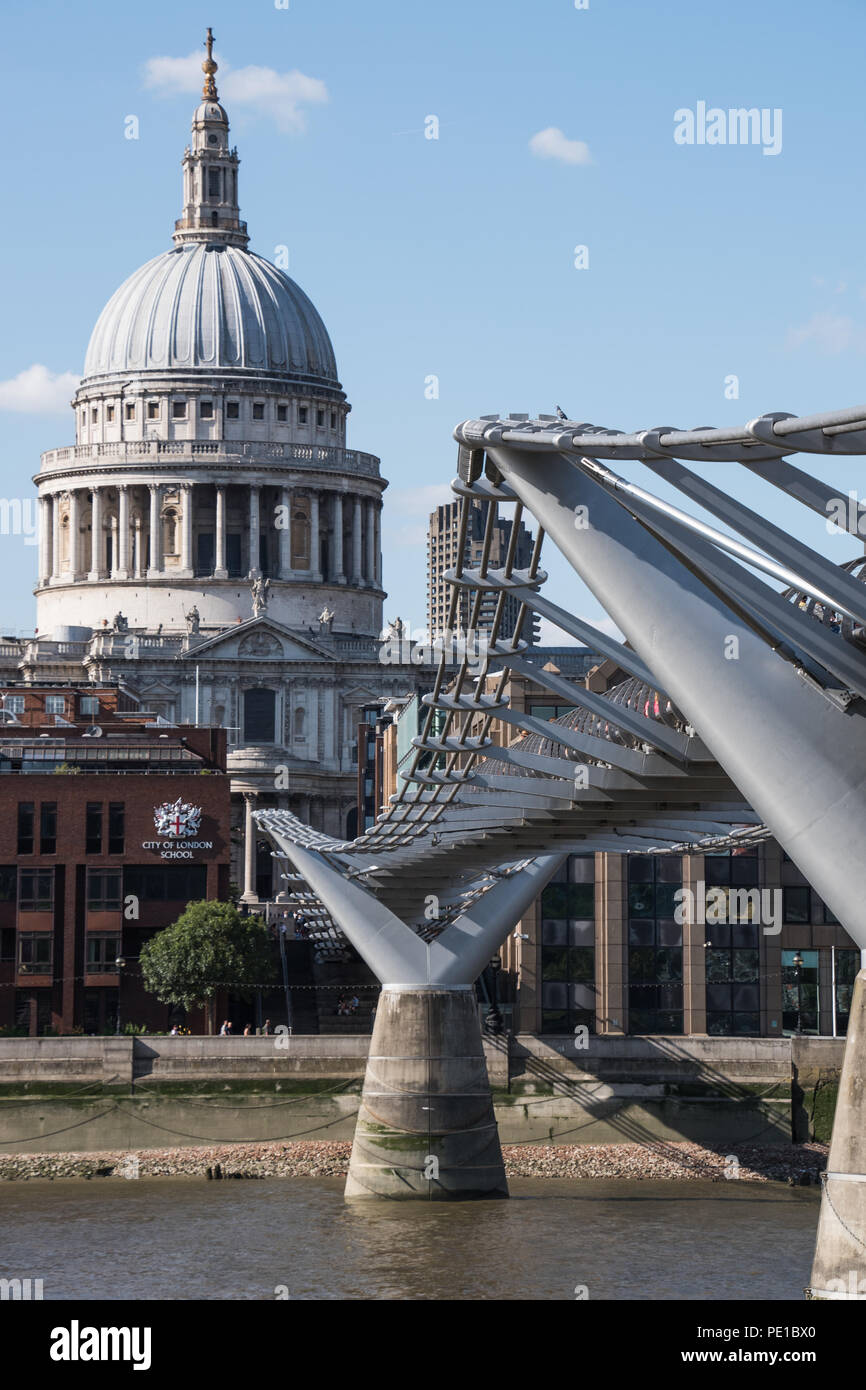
[153,799,202,838]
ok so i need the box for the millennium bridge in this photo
[257,402,866,1300]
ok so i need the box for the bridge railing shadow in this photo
[504,1029,808,1177]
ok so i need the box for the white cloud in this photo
[529,126,593,166]
[223,67,327,133]
[786,312,866,355]
[0,364,80,413]
[143,49,328,133]
[143,51,204,95]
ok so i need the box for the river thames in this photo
[0,1177,819,1300]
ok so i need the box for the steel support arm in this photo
[486,443,866,950]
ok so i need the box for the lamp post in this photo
[278,917,294,1034]
[485,955,504,1036]
[793,950,804,1036]
[115,955,126,1035]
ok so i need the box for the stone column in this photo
[309,490,322,581]
[180,483,193,575]
[374,502,382,587]
[214,484,227,578]
[333,492,345,584]
[682,854,707,1036]
[365,497,375,585]
[110,515,119,577]
[241,792,258,903]
[248,484,260,577]
[38,496,51,586]
[352,496,363,583]
[133,513,144,578]
[51,495,61,580]
[596,853,627,1034]
[279,487,291,578]
[66,490,80,577]
[89,489,103,580]
[760,842,783,1038]
[117,485,130,579]
[147,484,162,577]
[308,680,319,760]
[323,685,336,763]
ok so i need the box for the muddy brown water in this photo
[0,1177,819,1300]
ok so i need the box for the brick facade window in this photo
[17,802,35,855]
[40,802,57,855]
[19,870,54,911]
[107,803,125,855]
[18,934,52,970]
[86,935,121,974]
[86,869,122,911]
[85,803,102,855]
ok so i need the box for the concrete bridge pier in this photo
[344,986,508,1200]
[807,968,866,1299]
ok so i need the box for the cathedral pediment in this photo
[137,679,182,698]
[341,683,386,704]
[178,617,335,664]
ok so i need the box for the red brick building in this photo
[0,683,231,1035]
[0,681,140,731]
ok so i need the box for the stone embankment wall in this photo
[0,1034,844,1153]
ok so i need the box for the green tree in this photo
[138,900,274,1035]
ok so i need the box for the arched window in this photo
[243,688,276,744]
[291,501,310,569]
[162,509,179,555]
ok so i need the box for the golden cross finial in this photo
[202,27,218,100]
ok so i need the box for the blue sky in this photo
[1,0,865,636]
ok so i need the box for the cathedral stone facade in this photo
[6,38,424,900]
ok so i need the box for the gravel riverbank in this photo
[0,1140,828,1184]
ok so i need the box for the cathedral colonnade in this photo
[36,480,383,590]
[237,787,354,903]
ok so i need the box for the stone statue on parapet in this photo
[184,604,200,636]
[112,611,129,633]
[250,573,270,617]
